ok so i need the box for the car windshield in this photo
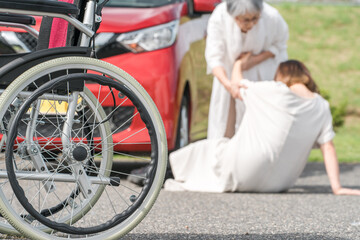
[106,0,179,8]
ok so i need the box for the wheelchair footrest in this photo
[110,177,121,187]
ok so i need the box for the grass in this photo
[272,4,360,162]
[309,116,360,162]
[277,4,360,109]
[192,4,360,162]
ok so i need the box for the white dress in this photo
[164,81,335,193]
[205,2,289,139]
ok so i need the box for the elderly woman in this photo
[164,59,360,195]
[206,0,289,139]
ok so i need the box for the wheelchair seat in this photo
[0,13,36,25]
[0,47,91,89]
[0,0,79,15]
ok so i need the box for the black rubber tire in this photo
[5,73,162,235]
[0,56,167,240]
[174,95,190,150]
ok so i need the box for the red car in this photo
[95,0,220,151]
[0,0,220,151]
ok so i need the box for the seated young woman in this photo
[164,56,360,195]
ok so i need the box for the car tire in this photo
[186,0,194,16]
[175,95,190,150]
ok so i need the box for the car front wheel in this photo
[175,96,190,150]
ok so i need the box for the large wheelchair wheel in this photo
[0,57,167,239]
[0,87,111,236]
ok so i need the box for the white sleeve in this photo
[316,106,336,145]
[205,5,226,74]
[265,11,289,63]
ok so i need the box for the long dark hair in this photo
[275,60,319,93]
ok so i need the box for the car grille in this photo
[5,106,135,139]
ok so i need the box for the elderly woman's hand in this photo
[238,52,254,71]
[230,78,247,100]
[239,51,276,71]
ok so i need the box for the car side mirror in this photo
[193,0,221,13]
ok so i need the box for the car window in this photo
[106,0,180,8]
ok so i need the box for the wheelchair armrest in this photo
[0,13,36,25]
[0,47,92,88]
[0,0,79,15]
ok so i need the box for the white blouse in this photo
[205,2,289,139]
[165,81,335,193]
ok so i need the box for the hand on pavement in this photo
[333,187,360,196]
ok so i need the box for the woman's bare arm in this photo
[230,54,250,100]
[212,66,231,92]
[240,51,275,71]
[321,141,360,195]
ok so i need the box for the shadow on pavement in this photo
[124,233,349,240]
[288,184,360,194]
[111,161,148,178]
[299,162,359,178]
[287,185,333,194]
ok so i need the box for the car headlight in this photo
[95,20,179,58]
[117,20,179,53]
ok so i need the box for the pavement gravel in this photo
[123,162,360,240]
[0,162,359,239]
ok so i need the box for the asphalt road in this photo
[123,162,360,240]
[1,162,359,240]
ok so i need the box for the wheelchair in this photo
[0,0,167,239]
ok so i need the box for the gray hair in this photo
[225,0,264,17]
